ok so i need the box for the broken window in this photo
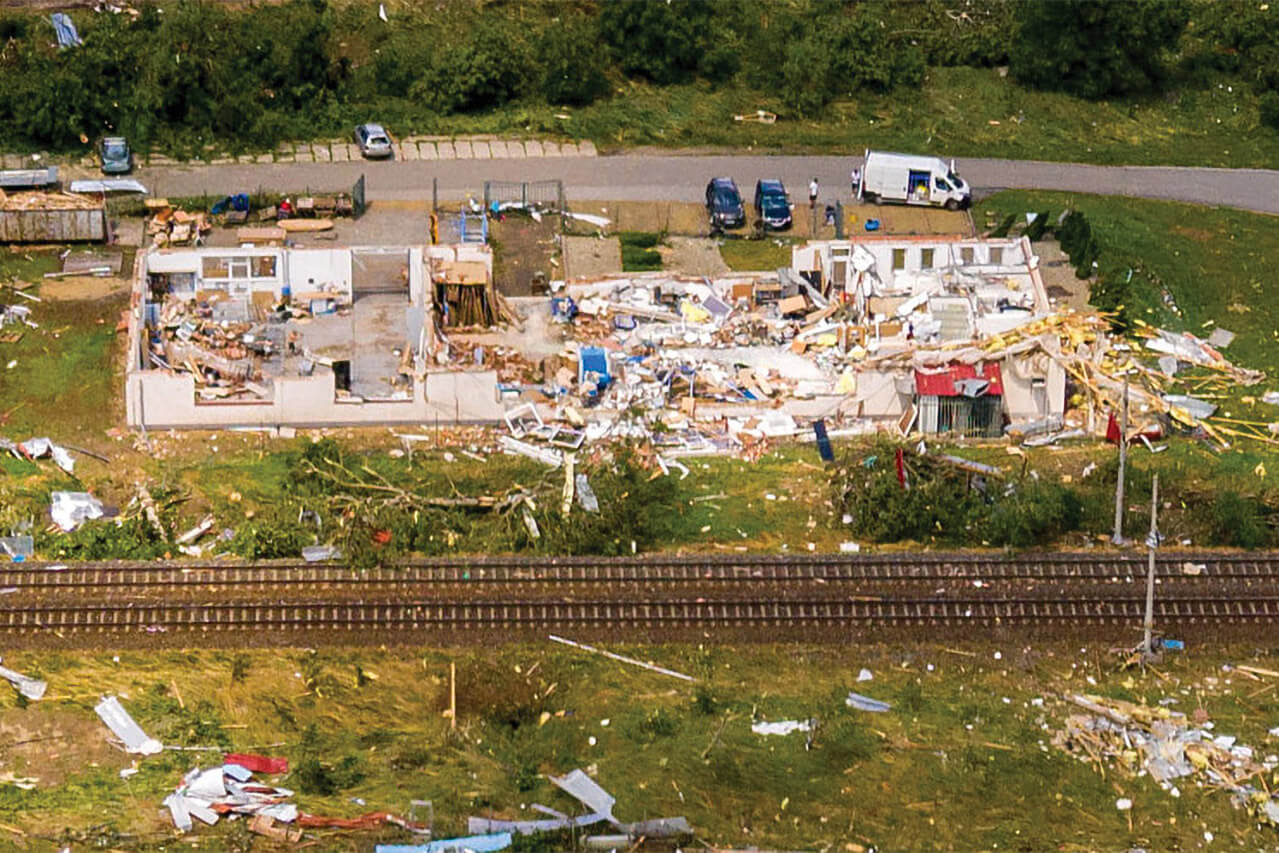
[202,256,232,279]
[921,248,935,269]
[892,248,906,270]
[253,256,277,277]
[960,247,975,265]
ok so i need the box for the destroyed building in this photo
[125,245,504,429]
[792,234,1066,435]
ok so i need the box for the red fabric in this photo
[1106,413,1164,445]
[895,447,908,490]
[913,362,1003,397]
[225,753,288,775]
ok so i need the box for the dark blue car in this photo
[705,177,746,231]
[753,179,792,230]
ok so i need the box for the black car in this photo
[753,179,792,230]
[705,177,746,230]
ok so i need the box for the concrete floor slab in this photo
[399,142,420,161]
[542,142,561,157]
[524,141,544,157]
[313,144,332,162]
[488,141,508,159]
[419,142,438,160]
[454,140,474,159]
[471,141,491,159]
[578,140,598,157]
[504,140,527,159]
[437,141,456,159]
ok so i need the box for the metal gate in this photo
[483,179,564,212]
[917,395,1003,438]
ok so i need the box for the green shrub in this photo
[1260,93,1279,132]
[984,482,1084,548]
[1207,491,1269,548]
[619,231,661,249]
[228,511,312,559]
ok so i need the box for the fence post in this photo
[433,177,439,214]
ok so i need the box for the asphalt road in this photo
[136,153,1279,215]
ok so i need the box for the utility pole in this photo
[1142,474,1159,659]
[1112,377,1129,545]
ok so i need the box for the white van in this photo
[857,149,971,210]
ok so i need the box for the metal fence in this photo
[483,179,565,212]
[917,395,1003,438]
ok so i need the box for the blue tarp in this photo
[376,832,513,853]
[210,193,250,215]
[578,346,610,390]
[51,13,82,48]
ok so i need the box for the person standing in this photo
[808,177,819,209]
[850,167,861,195]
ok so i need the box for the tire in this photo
[865,192,881,205]
[944,199,958,212]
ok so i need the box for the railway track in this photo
[2,552,1276,644]
[2,551,1268,592]
[5,596,1279,634]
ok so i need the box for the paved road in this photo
[137,154,1279,215]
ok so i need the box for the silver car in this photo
[354,123,394,159]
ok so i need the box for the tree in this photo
[1011,0,1189,99]
[598,0,708,85]
[538,14,610,106]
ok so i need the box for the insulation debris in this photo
[1055,693,1279,832]
[94,695,162,755]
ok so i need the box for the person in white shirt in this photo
[808,177,819,209]
[850,167,861,194]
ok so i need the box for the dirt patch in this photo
[491,213,560,296]
[574,200,707,236]
[1172,225,1217,243]
[0,705,127,786]
[38,274,131,301]
[563,235,622,279]
[658,236,730,276]
[1035,238,1091,310]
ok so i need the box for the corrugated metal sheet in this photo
[0,207,106,242]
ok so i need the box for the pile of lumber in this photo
[0,191,102,211]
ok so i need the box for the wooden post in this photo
[1143,474,1159,659]
[449,661,457,730]
[1112,377,1129,545]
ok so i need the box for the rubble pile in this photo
[145,288,359,399]
[473,250,1266,461]
[1055,693,1279,830]
[146,200,211,247]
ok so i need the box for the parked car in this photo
[705,177,746,230]
[98,136,132,174]
[753,179,792,230]
[354,123,394,159]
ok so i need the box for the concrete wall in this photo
[125,369,503,429]
[288,249,352,295]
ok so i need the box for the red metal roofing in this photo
[914,362,1003,397]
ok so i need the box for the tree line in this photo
[0,0,1274,154]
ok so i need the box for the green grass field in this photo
[2,642,1275,850]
